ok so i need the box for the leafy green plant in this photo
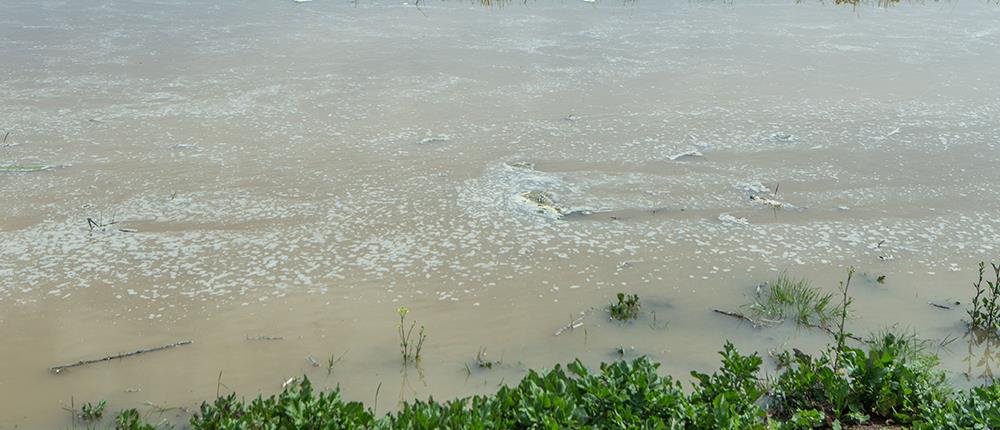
[609,293,641,321]
[833,267,855,370]
[189,377,374,429]
[770,331,949,427]
[968,261,1000,335]
[749,273,834,327]
[114,408,156,430]
[80,400,107,421]
[110,338,999,430]
[396,307,426,364]
[690,342,767,429]
[96,265,1000,430]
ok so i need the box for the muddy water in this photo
[2,0,1000,427]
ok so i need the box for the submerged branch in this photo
[49,340,193,374]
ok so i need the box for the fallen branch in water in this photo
[712,309,774,328]
[49,341,193,373]
[711,309,862,342]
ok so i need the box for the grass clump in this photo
[608,293,641,321]
[749,273,835,327]
[968,261,1000,335]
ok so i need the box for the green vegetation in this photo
[609,292,641,321]
[80,267,1000,429]
[968,261,1000,335]
[106,333,999,430]
[81,400,107,422]
[749,273,835,327]
[396,307,426,365]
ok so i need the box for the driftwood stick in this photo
[712,309,868,343]
[712,309,770,328]
[49,340,193,373]
[554,308,594,336]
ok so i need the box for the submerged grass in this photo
[749,273,835,327]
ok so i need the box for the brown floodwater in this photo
[2,0,1000,428]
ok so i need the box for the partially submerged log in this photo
[49,340,193,373]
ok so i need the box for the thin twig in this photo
[554,308,594,336]
[50,341,193,373]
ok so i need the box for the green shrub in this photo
[81,400,107,421]
[968,261,1000,335]
[114,408,156,430]
[108,338,1000,430]
[190,377,374,429]
[690,342,767,429]
[609,293,641,321]
[770,332,949,427]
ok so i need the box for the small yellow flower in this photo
[397,306,409,317]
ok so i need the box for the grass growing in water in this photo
[608,293,640,321]
[749,273,835,326]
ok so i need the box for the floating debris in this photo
[928,301,957,310]
[417,135,451,145]
[508,161,536,170]
[0,164,54,173]
[875,240,895,261]
[749,194,790,209]
[561,209,602,220]
[770,132,794,142]
[718,213,750,226]
[737,181,771,195]
[521,190,565,218]
[667,148,703,161]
